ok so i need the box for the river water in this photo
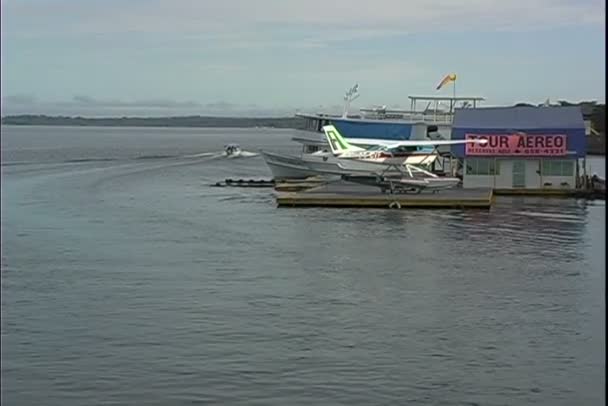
[1,125,605,405]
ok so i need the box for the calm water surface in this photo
[1,125,605,405]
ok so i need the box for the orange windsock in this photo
[436,73,457,90]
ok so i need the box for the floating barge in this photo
[211,177,328,191]
[276,182,494,209]
[212,178,275,188]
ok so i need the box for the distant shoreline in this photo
[0,114,309,129]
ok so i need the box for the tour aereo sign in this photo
[465,133,567,156]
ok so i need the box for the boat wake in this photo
[183,152,224,159]
[225,150,259,158]
[3,146,259,168]
[183,150,259,159]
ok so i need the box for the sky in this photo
[1,0,606,117]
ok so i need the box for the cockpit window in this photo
[390,145,418,153]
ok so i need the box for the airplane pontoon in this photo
[341,163,461,194]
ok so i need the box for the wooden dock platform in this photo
[274,176,329,192]
[494,188,605,199]
[276,182,494,209]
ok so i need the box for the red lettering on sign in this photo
[465,134,567,156]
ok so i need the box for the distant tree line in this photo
[0,115,310,130]
[514,100,605,133]
[590,105,605,134]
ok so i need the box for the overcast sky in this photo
[1,0,605,116]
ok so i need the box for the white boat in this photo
[260,150,324,180]
[260,134,327,179]
[295,84,485,145]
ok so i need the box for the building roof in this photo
[452,106,585,129]
[291,134,328,146]
[408,95,485,101]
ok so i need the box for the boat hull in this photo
[260,150,402,180]
[260,151,322,179]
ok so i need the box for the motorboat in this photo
[224,144,242,157]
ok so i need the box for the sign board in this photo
[465,133,567,156]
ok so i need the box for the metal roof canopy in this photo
[408,96,485,101]
[291,135,328,146]
[408,95,485,115]
[452,105,585,129]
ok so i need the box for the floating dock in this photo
[274,177,328,192]
[494,188,605,200]
[276,182,494,209]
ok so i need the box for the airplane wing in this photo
[346,138,487,149]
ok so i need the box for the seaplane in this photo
[321,125,488,194]
[322,125,487,165]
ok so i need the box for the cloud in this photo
[93,0,606,33]
[66,96,202,109]
[2,0,604,110]
[2,94,203,110]
[1,94,38,105]
[4,0,604,45]
[204,102,237,110]
[0,94,299,117]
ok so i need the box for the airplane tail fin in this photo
[322,125,364,154]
